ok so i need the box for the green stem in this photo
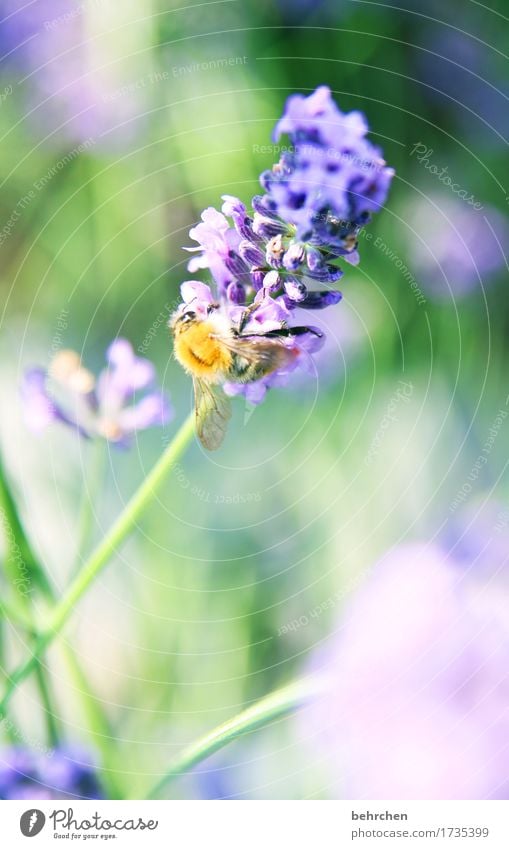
[0,448,60,744]
[0,595,35,633]
[0,413,196,718]
[0,593,59,746]
[0,450,52,597]
[73,440,106,570]
[33,663,59,747]
[147,676,324,800]
[60,645,123,799]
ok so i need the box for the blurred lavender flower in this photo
[193,757,235,800]
[0,0,142,146]
[404,195,509,299]
[0,747,103,799]
[415,29,509,151]
[22,339,172,446]
[275,0,332,22]
[288,295,366,390]
[303,543,509,799]
[445,499,509,578]
[174,88,393,402]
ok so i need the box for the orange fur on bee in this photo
[173,320,233,380]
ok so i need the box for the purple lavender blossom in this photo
[193,756,235,800]
[22,339,172,445]
[445,499,509,576]
[275,0,332,22]
[174,88,393,403]
[0,747,103,799]
[262,86,394,254]
[303,543,509,799]
[288,297,365,390]
[185,206,250,296]
[404,195,509,299]
[177,279,325,404]
[183,89,394,309]
[0,0,141,146]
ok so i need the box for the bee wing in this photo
[193,377,232,451]
[216,334,298,373]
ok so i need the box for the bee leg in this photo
[256,326,323,340]
[285,326,323,339]
[237,302,262,333]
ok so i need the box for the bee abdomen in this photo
[230,348,294,383]
[230,354,256,381]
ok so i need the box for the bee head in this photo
[169,300,219,334]
[180,308,197,324]
[169,307,196,334]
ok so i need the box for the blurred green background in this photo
[0,0,508,798]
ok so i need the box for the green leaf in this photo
[0,446,53,598]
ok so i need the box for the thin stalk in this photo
[0,597,58,746]
[0,450,52,596]
[0,448,60,744]
[33,663,59,747]
[0,596,35,633]
[147,677,324,799]
[0,412,196,717]
[0,433,176,792]
[73,440,106,570]
[60,645,123,799]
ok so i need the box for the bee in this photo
[170,301,321,450]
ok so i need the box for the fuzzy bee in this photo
[170,301,321,450]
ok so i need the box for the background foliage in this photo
[0,0,508,798]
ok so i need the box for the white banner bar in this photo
[2,800,509,848]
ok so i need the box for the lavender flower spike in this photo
[263,86,395,252]
[172,87,394,405]
[22,339,172,446]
